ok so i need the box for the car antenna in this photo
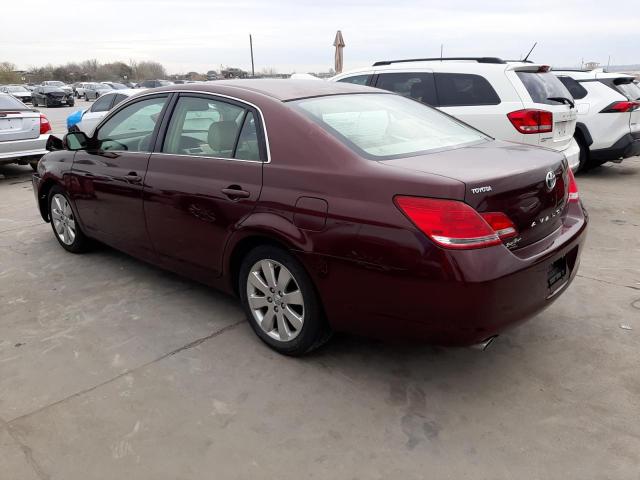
[523,42,537,62]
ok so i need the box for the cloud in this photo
[2,0,638,74]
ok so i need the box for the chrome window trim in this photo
[94,89,272,163]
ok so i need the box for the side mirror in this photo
[45,135,64,151]
[63,131,89,151]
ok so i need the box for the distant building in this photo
[584,61,600,70]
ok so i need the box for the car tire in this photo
[47,186,90,253]
[32,97,37,107]
[576,136,588,173]
[44,98,49,108]
[30,160,39,172]
[68,100,75,107]
[239,245,331,356]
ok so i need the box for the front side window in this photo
[337,74,371,86]
[434,73,500,106]
[162,95,261,160]
[292,93,488,159]
[516,72,572,105]
[91,94,114,113]
[376,72,437,105]
[96,96,167,152]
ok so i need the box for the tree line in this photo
[0,60,167,84]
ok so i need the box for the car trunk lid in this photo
[0,106,40,142]
[381,140,569,250]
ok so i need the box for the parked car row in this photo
[332,57,639,172]
[34,80,587,355]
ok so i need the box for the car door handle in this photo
[221,187,251,199]
[123,172,142,183]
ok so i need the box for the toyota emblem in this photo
[545,171,556,191]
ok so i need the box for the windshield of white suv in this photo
[292,93,489,159]
[517,72,573,105]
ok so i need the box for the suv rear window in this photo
[292,93,488,159]
[614,80,640,100]
[516,72,572,105]
[434,73,500,107]
[557,76,588,100]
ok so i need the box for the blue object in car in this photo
[66,110,85,131]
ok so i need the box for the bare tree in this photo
[0,62,20,83]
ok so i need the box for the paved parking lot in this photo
[1,154,639,479]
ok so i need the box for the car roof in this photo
[331,60,546,78]
[102,88,143,96]
[153,79,379,101]
[553,69,635,80]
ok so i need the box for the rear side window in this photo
[516,72,572,105]
[557,76,588,100]
[337,75,371,86]
[162,95,261,161]
[434,73,500,107]
[376,73,437,106]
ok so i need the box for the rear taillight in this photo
[600,101,640,113]
[39,114,51,135]
[394,196,517,250]
[507,109,553,134]
[480,212,517,240]
[567,168,579,202]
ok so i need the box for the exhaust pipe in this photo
[470,335,497,351]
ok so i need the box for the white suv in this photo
[553,69,640,170]
[331,57,580,171]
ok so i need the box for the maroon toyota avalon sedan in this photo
[32,80,587,355]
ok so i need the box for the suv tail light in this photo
[39,114,51,135]
[394,196,518,250]
[600,101,640,113]
[507,109,553,134]
[567,168,579,202]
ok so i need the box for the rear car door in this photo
[144,93,264,279]
[69,94,170,257]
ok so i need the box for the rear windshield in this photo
[616,81,640,100]
[291,93,489,159]
[0,94,28,110]
[516,72,572,105]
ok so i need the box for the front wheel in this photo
[48,186,90,253]
[239,245,331,355]
[32,97,38,107]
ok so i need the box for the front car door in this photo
[68,94,171,258]
[143,93,265,281]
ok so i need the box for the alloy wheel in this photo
[50,194,77,245]
[246,259,305,342]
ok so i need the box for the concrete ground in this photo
[0,148,639,478]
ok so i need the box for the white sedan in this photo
[0,93,51,170]
[70,89,143,136]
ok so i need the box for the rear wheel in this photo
[47,186,90,253]
[239,245,331,355]
[576,136,588,173]
[32,97,38,107]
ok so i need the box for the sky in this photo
[2,0,639,74]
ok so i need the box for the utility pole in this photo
[249,34,255,77]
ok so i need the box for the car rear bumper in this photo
[301,202,588,346]
[590,131,640,162]
[0,134,49,164]
[560,137,581,172]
